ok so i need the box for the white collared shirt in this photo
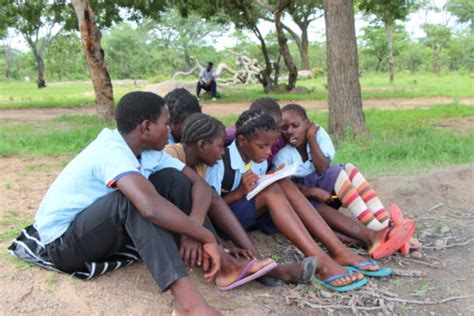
[273,126,335,177]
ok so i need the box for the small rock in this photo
[319,290,333,298]
[440,226,450,234]
[434,239,445,249]
[412,251,423,258]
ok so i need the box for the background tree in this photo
[359,0,417,83]
[274,0,298,90]
[45,33,87,81]
[184,0,279,93]
[259,0,323,71]
[422,23,451,74]
[153,9,226,71]
[324,0,367,138]
[3,0,64,88]
[446,0,474,30]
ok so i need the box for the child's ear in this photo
[197,139,206,152]
[304,119,311,129]
[140,120,151,134]
[237,134,246,147]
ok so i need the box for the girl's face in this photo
[237,130,277,163]
[199,131,225,166]
[281,110,308,148]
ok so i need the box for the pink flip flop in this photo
[217,259,277,291]
[391,203,422,255]
[370,219,416,260]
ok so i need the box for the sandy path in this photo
[0,96,472,123]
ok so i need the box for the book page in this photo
[246,163,300,200]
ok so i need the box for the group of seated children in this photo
[10,89,417,316]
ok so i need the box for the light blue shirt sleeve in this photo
[315,127,336,162]
[140,150,185,179]
[205,160,224,195]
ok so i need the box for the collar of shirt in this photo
[228,140,267,175]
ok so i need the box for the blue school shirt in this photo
[216,141,268,193]
[35,128,185,245]
[273,126,335,177]
[167,131,176,144]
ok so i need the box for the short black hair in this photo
[115,91,165,134]
[282,103,308,119]
[207,62,214,66]
[164,88,201,124]
[250,97,281,118]
[181,113,225,144]
[236,109,278,139]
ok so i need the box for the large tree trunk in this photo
[72,0,115,122]
[324,0,368,139]
[385,22,395,84]
[275,0,298,90]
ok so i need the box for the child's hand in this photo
[224,244,256,260]
[310,187,332,203]
[238,170,259,196]
[306,122,320,139]
[179,235,203,271]
[202,242,221,283]
[265,163,285,176]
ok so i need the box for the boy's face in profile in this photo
[146,106,170,151]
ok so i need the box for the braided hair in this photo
[181,113,225,144]
[282,103,308,119]
[235,109,278,139]
[250,97,281,118]
[115,91,164,134]
[164,88,201,124]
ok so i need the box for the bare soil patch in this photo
[1,155,473,315]
[434,117,474,134]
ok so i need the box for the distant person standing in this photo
[197,62,217,100]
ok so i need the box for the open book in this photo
[246,163,300,200]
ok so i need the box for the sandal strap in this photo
[324,270,353,283]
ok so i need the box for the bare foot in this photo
[315,257,361,286]
[172,301,221,316]
[367,228,389,255]
[331,248,379,272]
[215,258,274,287]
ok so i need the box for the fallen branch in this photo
[382,295,473,305]
[390,268,427,277]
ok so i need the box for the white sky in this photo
[5,0,460,53]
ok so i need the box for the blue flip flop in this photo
[344,260,392,277]
[313,271,368,292]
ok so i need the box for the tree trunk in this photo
[385,22,395,84]
[72,0,115,122]
[324,0,368,139]
[36,56,46,88]
[4,45,12,79]
[300,27,310,70]
[275,0,298,90]
[432,45,441,75]
[252,27,273,93]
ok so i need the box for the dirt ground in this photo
[1,159,473,315]
[0,96,473,123]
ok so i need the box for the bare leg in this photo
[208,192,306,283]
[311,202,387,255]
[171,277,221,316]
[279,178,378,270]
[255,183,358,286]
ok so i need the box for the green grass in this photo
[0,104,473,177]
[1,72,472,109]
[0,115,114,157]
[0,81,142,109]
